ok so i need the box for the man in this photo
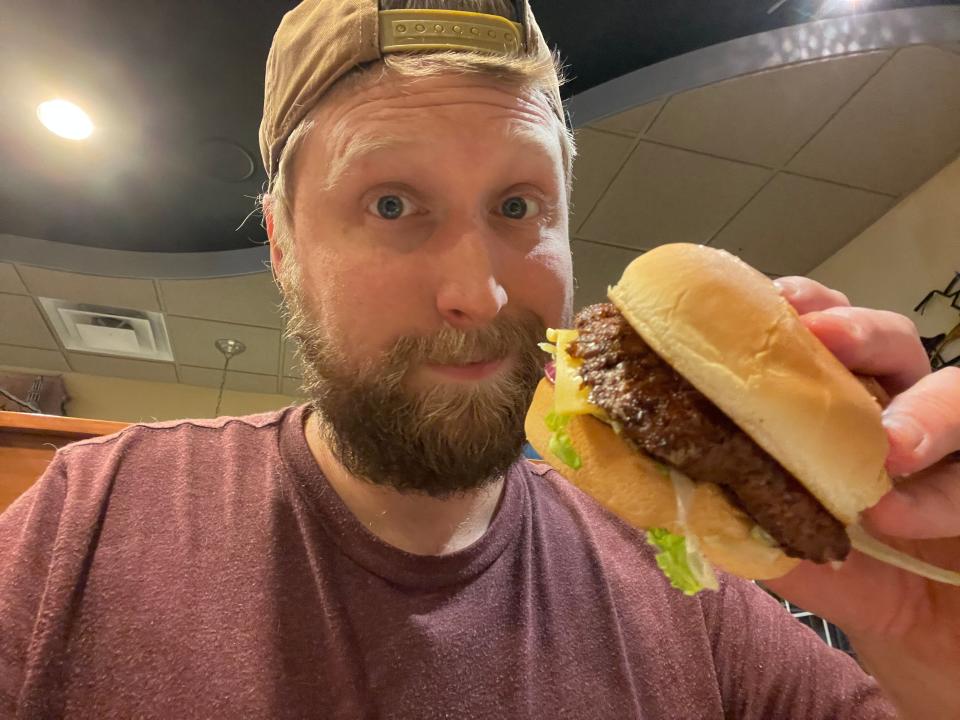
[1,1,958,717]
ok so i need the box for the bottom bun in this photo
[525,379,799,581]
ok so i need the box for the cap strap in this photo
[379,9,524,55]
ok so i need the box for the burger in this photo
[525,243,960,594]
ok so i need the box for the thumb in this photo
[881,367,960,477]
[866,367,960,539]
[866,463,960,539]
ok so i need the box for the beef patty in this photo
[569,303,850,563]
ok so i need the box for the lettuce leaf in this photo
[545,411,582,470]
[646,528,706,596]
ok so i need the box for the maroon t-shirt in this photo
[0,405,893,718]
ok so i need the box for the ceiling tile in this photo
[711,173,893,276]
[66,352,178,382]
[0,344,69,372]
[159,272,283,329]
[165,316,280,374]
[0,263,27,294]
[578,141,771,248]
[17,266,160,311]
[281,376,306,398]
[0,294,58,349]
[571,240,642,310]
[569,128,636,234]
[646,51,890,168]
[588,99,665,137]
[788,45,960,195]
[282,340,302,378]
[179,366,280,395]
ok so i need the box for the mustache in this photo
[383,311,548,369]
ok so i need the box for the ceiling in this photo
[1,0,955,254]
[1,3,959,397]
[0,265,304,396]
[571,42,960,305]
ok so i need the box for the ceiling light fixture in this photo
[213,338,247,417]
[36,99,94,140]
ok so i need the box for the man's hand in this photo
[765,276,960,719]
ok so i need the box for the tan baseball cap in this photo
[259,0,562,185]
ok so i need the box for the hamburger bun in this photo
[607,244,891,526]
[526,243,892,582]
[526,379,799,580]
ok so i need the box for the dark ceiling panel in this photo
[1,0,298,253]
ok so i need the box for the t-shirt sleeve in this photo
[0,452,69,715]
[701,573,896,719]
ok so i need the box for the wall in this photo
[809,153,960,344]
[0,365,302,423]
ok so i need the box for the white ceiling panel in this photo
[281,376,306,398]
[282,340,303,378]
[569,129,636,234]
[66,352,178,382]
[17,265,160,312]
[588,99,665,137]
[0,344,70,372]
[165,316,281,374]
[788,45,960,195]
[645,51,890,168]
[178,366,280,395]
[159,272,283,329]
[711,173,893,275]
[0,294,58,349]
[571,239,642,310]
[0,263,27,295]
[578,141,771,248]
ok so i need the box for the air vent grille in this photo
[38,298,174,362]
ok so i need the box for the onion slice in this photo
[669,469,720,592]
[847,524,960,586]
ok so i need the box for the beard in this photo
[281,273,547,497]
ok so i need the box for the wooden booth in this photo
[0,411,128,514]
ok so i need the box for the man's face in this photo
[273,71,573,495]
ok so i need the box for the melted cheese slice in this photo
[549,329,603,418]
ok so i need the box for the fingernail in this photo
[821,307,865,340]
[773,278,798,298]
[882,414,925,453]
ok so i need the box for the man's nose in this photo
[434,221,508,330]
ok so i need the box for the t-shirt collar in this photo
[277,404,528,590]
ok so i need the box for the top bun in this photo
[607,243,891,525]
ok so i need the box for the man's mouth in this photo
[423,357,507,381]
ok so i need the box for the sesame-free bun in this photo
[608,243,891,526]
[525,243,892,581]
[526,379,799,580]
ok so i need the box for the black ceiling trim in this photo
[0,235,271,280]
[567,6,960,128]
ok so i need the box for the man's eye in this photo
[501,196,540,220]
[369,194,412,220]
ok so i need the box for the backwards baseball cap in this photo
[259,0,562,186]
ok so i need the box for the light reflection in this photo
[37,99,94,140]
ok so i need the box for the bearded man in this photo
[2,1,959,718]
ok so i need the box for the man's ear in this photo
[263,195,284,288]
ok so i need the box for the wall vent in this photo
[38,298,174,362]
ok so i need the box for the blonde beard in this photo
[278,264,546,496]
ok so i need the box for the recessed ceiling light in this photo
[36,99,94,140]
